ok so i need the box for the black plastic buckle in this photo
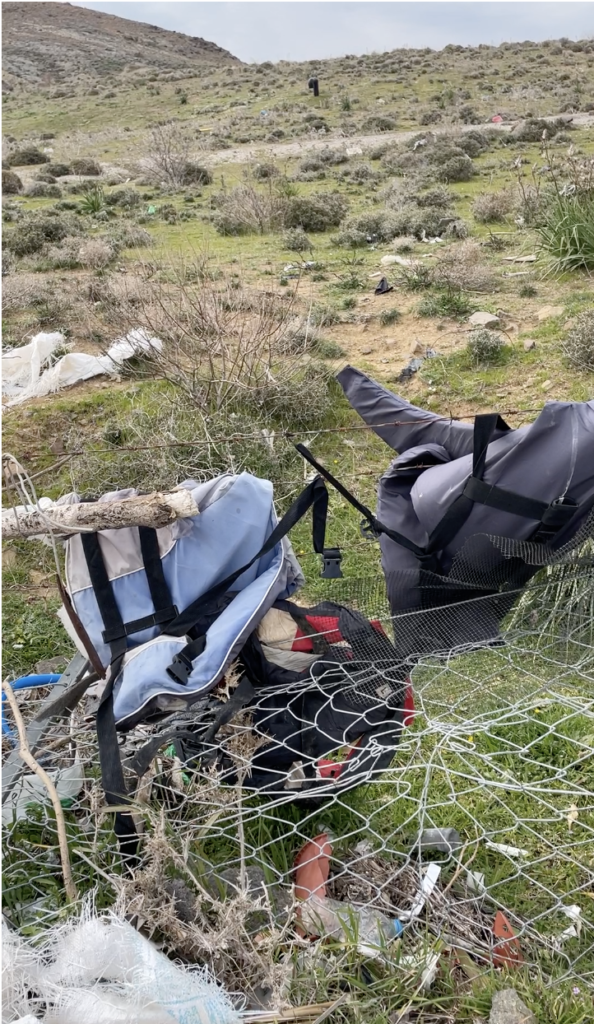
[166,653,193,685]
[320,547,343,579]
[360,518,378,541]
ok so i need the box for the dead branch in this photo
[2,488,199,538]
[2,679,79,903]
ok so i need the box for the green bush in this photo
[181,162,212,186]
[25,181,62,198]
[35,172,58,184]
[5,215,75,257]
[70,157,101,176]
[285,192,348,232]
[414,186,454,209]
[466,328,505,363]
[334,210,403,246]
[419,291,474,317]
[7,147,48,166]
[435,153,476,183]
[379,308,402,326]
[252,162,279,180]
[283,227,312,252]
[2,169,22,194]
[362,115,397,132]
[45,163,72,177]
[104,187,141,209]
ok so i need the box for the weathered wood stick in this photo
[2,488,199,538]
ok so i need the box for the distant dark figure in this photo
[308,77,319,98]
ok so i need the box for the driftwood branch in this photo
[2,489,199,538]
[2,680,79,903]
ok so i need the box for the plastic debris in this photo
[374,277,393,295]
[554,904,582,946]
[465,870,486,895]
[397,348,438,383]
[2,761,84,824]
[492,911,523,968]
[416,828,462,854]
[3,329,163,406]
[2,906,239,1024]
[400,863,441,922]
[485,841,529,859]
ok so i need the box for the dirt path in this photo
[206,113,594,165]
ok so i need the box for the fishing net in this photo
[3,517,594,1020]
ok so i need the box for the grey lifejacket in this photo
[296,366,594,657]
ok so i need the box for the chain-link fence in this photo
[3,527,594,1021]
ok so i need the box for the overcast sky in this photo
[71,2,594,63]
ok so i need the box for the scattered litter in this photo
[369,272,383,279]
[503,271,532,277]
[374,277,393,295]
[2,906,239,1024]
[567,803,579,829]
[555,904,582,945]
[492,911,523,968]
[400,863,442,922]
[380,254,400,266]
[465,870,486,896]
[283,261,316,272]
[399,948,441,989]
[3,329,163,406]
[491,114,504,124]
[397,348,438,383]
[2,761,84,824]
[416,828,462,854]
[485,841,529,859]
[502,254,537,263]
[468,311,500,328]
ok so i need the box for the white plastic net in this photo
[3,527,594,1020]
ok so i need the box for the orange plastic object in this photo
[493,911,524,968]
[294,833,332,901]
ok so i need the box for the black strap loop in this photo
[296,443,427,558]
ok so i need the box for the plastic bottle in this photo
[299,894,403,957]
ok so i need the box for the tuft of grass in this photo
[418,291,474,318]
[379,308,402,326]
[536,192,594,273]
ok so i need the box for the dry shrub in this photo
[212,184,286,235]
[2,169,22,194]
[472,189,514,223]
[91,260,333,427]
[433,240,495,292]
[2,274,52,312]
[140,123,209,187]
[70,157,102,176]
[78,238,115,269]
[467,329,506,364]
[563,311,594,372]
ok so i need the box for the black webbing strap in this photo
[295,443,427,559]
[463,478,577,528]
[425,414,511,555]
[201,675,255,748]
[80,533,137,858]
[138,527,178,628]
[165,477,331,683]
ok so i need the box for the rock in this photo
[537,305,564,321]
[380,254,399,266]
[489,988,537,1024]
[468,311,500,328]
[541,380,553,392]
[35,656,68,674]
[361,347,373,355]
[502,254,537,263]
[523,338,536,351]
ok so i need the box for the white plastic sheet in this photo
[3,330,162,407]
[2,909,239,1024]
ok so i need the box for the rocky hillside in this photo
[2,2,240,89]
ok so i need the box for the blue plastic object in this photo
[2,675,62,739]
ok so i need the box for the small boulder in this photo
[488,988,537,1024]
[537,305,564,321]
[468,311,500,328]
[361,347,373,355]
[523,338,536,351]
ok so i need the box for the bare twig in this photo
[3,679,78,903]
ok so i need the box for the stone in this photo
[468,311,500,328]
[523,338,536,351]
[361,347,373,355]
[541,380,553,392]
[35,656,68,674]
[537,305,564,321]
[488,988,537,1024]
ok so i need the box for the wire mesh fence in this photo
[2,529,594,1020]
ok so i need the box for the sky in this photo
[71,2,594,64]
